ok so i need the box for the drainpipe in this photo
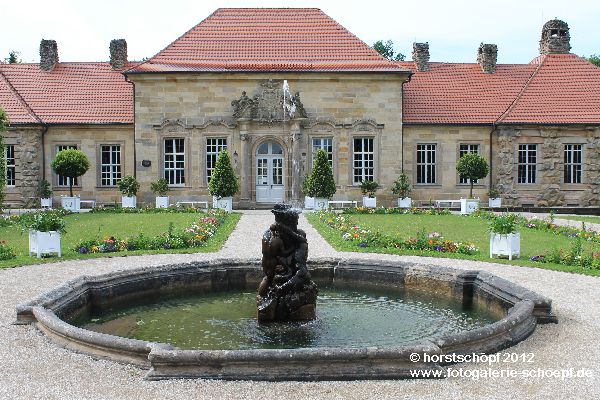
[401,74,412,172]
[124,74,136,178]
[41,124,48,180]
[489,125,497,189]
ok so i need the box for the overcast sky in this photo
[1,0,598,64]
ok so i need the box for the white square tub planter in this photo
[363,197,377,208]
[490,232,520,260]
[29,230,62,258]
[397,197,412,208]
[213,196,233,212]
[488,198,502,208]
[313,198,329,211]
[304,196,315,210]
[40,198,53,209]
[460,198,479,215]
[122,196,137,208]
[155,196,169,208]
[60,196,80,212]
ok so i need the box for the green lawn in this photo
[306,212,600,276]
[0,212,240,269]
[557,215,600,225]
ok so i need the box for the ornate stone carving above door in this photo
[231,79,308,123]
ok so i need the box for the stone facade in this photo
[2,127,43,207]
[128,72,407,207]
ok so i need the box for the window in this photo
[312,137,333,167]
[458,144,480,184]
[100,145,122,186]
[416,144,437,184]
[4,144,15,187]
[164,138,185,185]
[564,144,582,184]
[56,145,78,186]
[518,144,537,184]
[206,138,227,183]
[353,138,374,183]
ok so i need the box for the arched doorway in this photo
[256,140,284,203]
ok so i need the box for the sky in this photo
[1,0,598,64]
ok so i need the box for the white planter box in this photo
[490,232,520,260]
[313,198,329,211]
[29,230,61,258]
[488,198,502,208]
[40,198,53,209]
[304,196,315,209]
[460,198,479,215]
[155,196,169,208]
[122,196,137,208]
[363,196,377,208]
[61,196,80,212]
[213,196,233,212]
[397,197,412,208]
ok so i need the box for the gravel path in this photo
[0,211,598,400]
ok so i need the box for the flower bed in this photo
[74,210,227,254]
[318,211,478,255]
[0,240,16,260]
[89,205,211,214]
[529,237,600,270]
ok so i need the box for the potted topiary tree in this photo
[38,179,53,208]
[306,150,336,210]
[488,186,502,208]
[151,178,170,208]
[208,150,239,212]
[117,176,140,208]
[456,152,489,215]
[51,149,90,212]
[489,214,520,260]
[391,172,412,208]
[360,180,380,208]
[302,175,315,209]
[21,210,66,258]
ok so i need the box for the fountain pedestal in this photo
[257,204,318,322]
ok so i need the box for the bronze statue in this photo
[257,204,318,322]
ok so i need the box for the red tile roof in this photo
[129,8,408,73]
[400,53,600,125]
[0,62,134,124]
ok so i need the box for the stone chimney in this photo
[412,42,430,72]
[109,39,128,70]
[539,19,571,54]
[40,39,58,71]
[477,43,497,73]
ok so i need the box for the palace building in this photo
[1,9,600,208]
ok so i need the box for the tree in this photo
[208,150,239,198]
[4,51,21,64]
[373,40,405,61]
[456,153,489,198]
[587,54,600,67]
[0,108,7,211]
[51,149,90,197]
[306,149,336,198]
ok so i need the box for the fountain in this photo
[257,204,317,321]
[14,203,557,380]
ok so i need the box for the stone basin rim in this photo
[14,257,557,381]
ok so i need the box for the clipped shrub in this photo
[51,149,90,196]
[117,175,140,197]
[38,179,52,198]
[360,180,380,198]
[306,149,336,199]
[208,150,239,198]
[456,153,489,198]
[391,172,411,198]
[150,178,170,196]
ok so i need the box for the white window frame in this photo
[55,144,78,187]
[206,137,227,184]
[353,137,374,184]
[518,144,537,184]
[100,145,122,187]
[164,138,185,186]
[458,144,480,184]
[4,144,15,187]
[311,137,333,167]
[416,143,437,184]
[564,144,582,184]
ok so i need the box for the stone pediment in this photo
[231,79,308,122]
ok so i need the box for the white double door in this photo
[256,141,285,203]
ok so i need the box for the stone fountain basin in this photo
[14,258,556,381]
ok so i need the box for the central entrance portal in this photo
[256,141,285,203]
